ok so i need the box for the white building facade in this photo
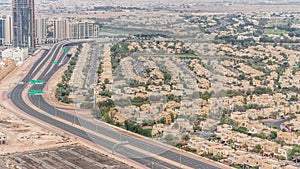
[2,48,29,62]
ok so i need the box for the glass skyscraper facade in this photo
[12,0,35,48]
[0,19,4,46]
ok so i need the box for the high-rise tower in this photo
[12,0,35,48]
[4,15,14,46]
[35,16,47,45]
[0,17,4,46]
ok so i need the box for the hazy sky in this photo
[2,0,300,12]
[4,0,299,5]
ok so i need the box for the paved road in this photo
[10,42,222,169]
[264,119,289,130]
[87,46,100,87]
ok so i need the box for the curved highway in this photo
[10,42,222,169]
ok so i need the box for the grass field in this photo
[100,28,130,35]
[265,29,288,35]
[268,21,287,27]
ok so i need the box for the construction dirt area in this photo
[0,105,74,155]
[0,144,133,169]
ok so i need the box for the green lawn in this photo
[268,21,287,27]
[265,29,288,35]
[101,28,129,34]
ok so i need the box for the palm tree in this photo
[182,134,190,142]
[227,139,234,145]
[270,111,279,119]
[242,143,248,151]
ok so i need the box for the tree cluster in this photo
[124,120,152,137]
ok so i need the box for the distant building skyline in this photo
[12,0,35,48]
[52,18,99,42]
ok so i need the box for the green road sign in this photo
[29,90,44,95]
[62,47,67,51]
[30,80,44,85]
[53,61,60,65]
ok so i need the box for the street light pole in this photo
[93,88,96,109]
[180,153,182,168]
[55,107,57,117]
[147,143,154,169]
[151,158,153,169]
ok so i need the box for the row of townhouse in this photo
[228,150,293,169]
[188,136,297,169]
[285,114,300,132]
[230,103,299,121]
[215,125,294,158]
[277,131,300,145]
[230,109,271,121]
[197,96,246,116]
